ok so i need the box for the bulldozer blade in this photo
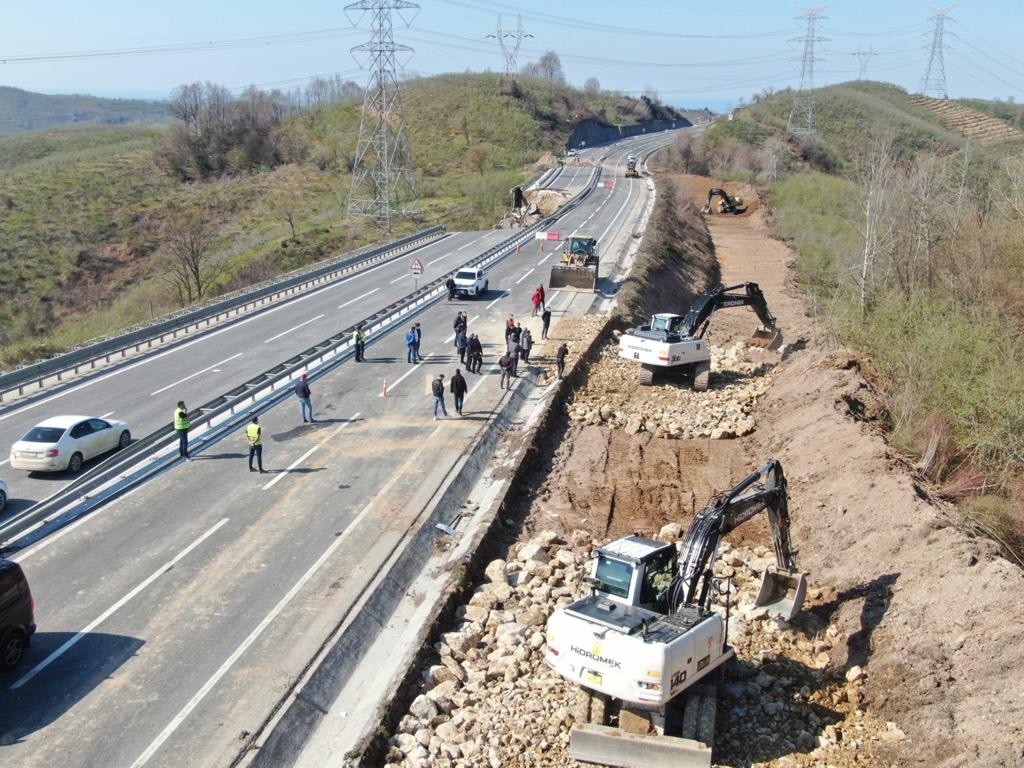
[570,724,712,768]
[749,327,783,350]
[754,566,807,621]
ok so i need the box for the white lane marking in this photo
[127,487,395,768]
[381,355,430,396]
[263,314,325,344]
[537,253,553,265]
[262,412,360,490]
[485,291,508,310]
[99,411,115,419]
[389,273,410,284]
[149,353,243,397]
[0,459,8,466]
[426,253,450,266]
[338,287,380,309]
[515,268,535,285]
[11,517,230,690]
[0,238,455,424]
[456,238,480,251]
[468,361,500,398]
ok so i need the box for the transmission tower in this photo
[487,15,531,83]
[920,6,953,99]
[346,0,419,231]
[787,7,829,142]
[853,46,876,80]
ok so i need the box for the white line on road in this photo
[515,268,535,285]
[128,490,391,767]
[338,287,380,309]
[381,356,430,396]
[537,253,552,265]
[11,517,230,691]
[389,272,410,284]
[485,291,508,310]
[426,252,450,266]
[100,411,115,419]
[0,459,8,466]
[263,314,325,344]
[262,412,360,490]
[150,354,242,397]
[456,239,477,251]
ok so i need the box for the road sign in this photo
[546,231,560,241]
[410,257,423,275]
[602,181,615,189]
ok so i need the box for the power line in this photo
[346,0,420,232]
[486,14,530,83]
[788,7,828,142]
[920,6,953,99]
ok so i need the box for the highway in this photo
[0,130,684,767]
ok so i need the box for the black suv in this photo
[0,558,35,670]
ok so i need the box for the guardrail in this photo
[0,169,602,551]
[0,226,446,404]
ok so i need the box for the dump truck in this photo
[549,234,598,292]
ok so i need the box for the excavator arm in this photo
[680,283,780,343]
[667,459,806,619]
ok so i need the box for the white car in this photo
[0,477,6,513]
[9,415,131,474]
[452,268,489,298]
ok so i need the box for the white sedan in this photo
[9,415,131,474]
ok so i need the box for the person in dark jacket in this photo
[450,369,468,415]
[504,314,515,341]
[412,323,422,362]
[541,308,552,340]
[446,276,456,300]
[468,334,483,373]
[456,329,469,364]
[498,353,513,390]
[510,323,522,345]
[294,373,314,423]
[556,342,569,380]
[506,337,520,377]
[431,374,448,419]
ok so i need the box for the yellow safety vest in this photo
[174,408,190,431]
[246,423,262,446]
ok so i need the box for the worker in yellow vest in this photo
[174,400,191,461]
[246,416,265,473]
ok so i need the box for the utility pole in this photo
[787,7,828,142]
[487,14,531,84]
[920,6,953,99]
[346,0,419,232]
[854,46,876,80]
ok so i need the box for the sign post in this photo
[410,257,423,291]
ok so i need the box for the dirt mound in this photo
[532,152,560,171]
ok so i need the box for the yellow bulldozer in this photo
[549,234,599,292]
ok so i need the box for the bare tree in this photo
[467,144,488,176]
[583,77,600,94]
[851,134,900,317]
[163,212,224,305]
[526,51,565,83]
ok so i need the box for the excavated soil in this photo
[382,174,1024,768]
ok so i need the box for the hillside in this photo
[0,72,678,366]
[909,95,1024,146]
[0,86,170,136]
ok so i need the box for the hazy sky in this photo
[0,1,1020,109]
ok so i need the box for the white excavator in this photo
[618,282,782,389]
[545,459,808,768]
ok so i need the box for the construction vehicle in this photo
[549,234,599,292]
[545,459,807,768]
[618,282,781,389]
[625,156,640,178]
[701,187,746,215]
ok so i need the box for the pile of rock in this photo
[565,340,774,439]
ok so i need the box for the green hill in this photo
[0,86,170,136]
[0,72,678,366]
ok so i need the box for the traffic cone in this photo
[381,377,388,397]
[539,242,545,253]
[516,244,522,254]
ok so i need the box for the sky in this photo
[0,1,1020,111]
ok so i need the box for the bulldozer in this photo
[549,234,598,292]
[625,157,640,178]
[700,187,746,215]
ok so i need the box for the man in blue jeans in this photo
[294,373,314,423]
[431,374,448,420]
[406,326,417,364]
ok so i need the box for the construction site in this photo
[365,171,1024,768]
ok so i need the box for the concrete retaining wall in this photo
[568,117,692,150]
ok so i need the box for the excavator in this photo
[549,233,599,292]
[545,459,807,768]
[701,187,746,215]
[618,282,782,388]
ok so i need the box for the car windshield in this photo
[455,271,476,281]
[22,426,66,443]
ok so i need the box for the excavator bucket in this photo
[549,264,597,292]
[749,327,783,349]
[754,566,807,621]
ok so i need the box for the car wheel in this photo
[1,628,26,670]
[118,430,131,450]
[68,452,84,474]
[0,489,6,513]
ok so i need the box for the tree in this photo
[163,211,224,305]
[583,77,600,94]
[851,134,900,318]
[467,144,489,176]
[524,51,565,83]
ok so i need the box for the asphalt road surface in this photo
[0,130,685,768]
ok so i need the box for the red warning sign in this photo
[410,257,424,275]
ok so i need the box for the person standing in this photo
[520,328,533,363]
[531,287,542,317]
[446,275,456,300]
[504,314,515,341]
[541,308,552,340]
[246,416,265,473]
[498,352,513,390]
[450,369,468,415]
[453,311,467,342]
[507,337,520,377]
[174,401,191,461]
[431,374,448,419]
[556,342,569,380]
[468,334,483,373]
[510,323,522,345]
[413,323,423,362]
[354,326,366,362]
[405,326,417,364]
[456,329,468,364]
[294,373,314,423]
[537,283,546,311]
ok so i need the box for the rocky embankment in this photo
[382,529,903,768]
[566,340,774,440]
